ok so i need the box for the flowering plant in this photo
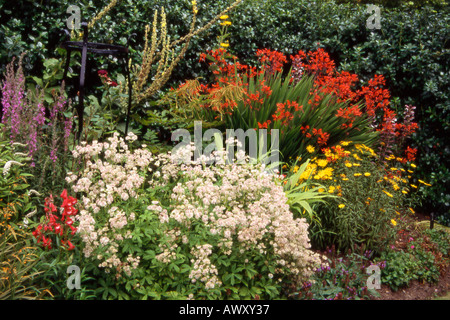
[65,134,324,299]
[65,132,151,279]
[138,142,325,299]
[174,48,379,163]
[295,247,382,300]
[32,189,78,251]
[301,141,427,254]
[0,55,74,193]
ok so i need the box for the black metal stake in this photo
[60,22,133,142]
[430,212,434,230]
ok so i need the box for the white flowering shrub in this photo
[66,132,151,278]
[66,134,323,299]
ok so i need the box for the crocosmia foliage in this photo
[174,48,418,165]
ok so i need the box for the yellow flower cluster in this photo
[291,139,433,222]
[295,158,333,183]
[192,0,198,14]
[219,14,231,48]
[354,144,377,157]
[383,155,432,195]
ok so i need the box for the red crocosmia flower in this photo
[405,146,417,162]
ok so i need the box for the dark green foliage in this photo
[1,0,448,216]
[376,247,440,291]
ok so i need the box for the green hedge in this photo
[1,0,449,218]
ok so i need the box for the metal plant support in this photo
[60,22,133,141]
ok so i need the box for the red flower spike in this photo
[67,241,75,251]
[31,190,79,251]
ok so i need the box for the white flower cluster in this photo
[67,132,151,277]
[147,144,324,286]
[189,244,221,290]
[155,228,180,264]
[2,160,24,176]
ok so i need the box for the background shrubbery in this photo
[1,0,447,219]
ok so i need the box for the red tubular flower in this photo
[42,236,52,249]
[68,225,77,235]
[54,223,63,236]
[32,190,79,251]
[32,225,42,239]
[67,241,75,251]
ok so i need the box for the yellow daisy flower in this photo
[317,159,328,167]
[383,190,393,197]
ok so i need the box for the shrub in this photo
[304,142,426,254]
[65,133,324,299]
[294,246,382,300]
[376,246,440,291]
[0,55,74,194]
